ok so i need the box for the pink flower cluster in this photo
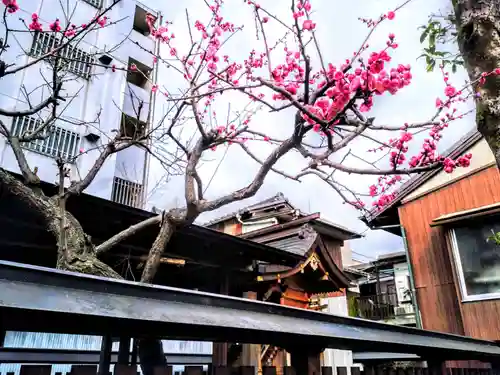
[298,37,411,134]
[443,154,472,173]
[49,19,61,32]
[388,132,412,167]
[97,16,107,28]
[368,175,405,210]
[29,13,43,32]
[2,0,18,13]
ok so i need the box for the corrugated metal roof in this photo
[1,332,211,375]
[3,332,212,354]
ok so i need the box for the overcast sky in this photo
[143,0,475,261]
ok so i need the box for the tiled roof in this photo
[203,192,361,239]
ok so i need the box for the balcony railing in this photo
[350,292,415,322]
[111,177,143,208]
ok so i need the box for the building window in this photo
[451,215,500,300]
[120,113,147,139]
[111,177,143,208]
[30,32,94,80]
[127,58,152,89]
[82,0,102,8]
[11,116,81,161]
[133,5,156,36]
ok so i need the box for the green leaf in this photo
[420,27,431,43]
[429,31,436,47]
[426,60,436,72]
[452,64,457,73]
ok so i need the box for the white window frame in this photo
[30,32,94,80]
[450,227,500,302]
[11,116,82,162]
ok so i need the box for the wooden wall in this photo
[398,166,500,341]
[320,237,344,269]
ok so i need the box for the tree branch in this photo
[95,214,162,255]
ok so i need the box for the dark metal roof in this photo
[265,231,317,257]
[363,129,482,227]
[0,180,303,276]
[1,261,500,361]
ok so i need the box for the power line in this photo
[351,250,376,260]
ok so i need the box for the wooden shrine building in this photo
[205,193,362,370]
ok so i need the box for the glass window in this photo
[452,216,500,299]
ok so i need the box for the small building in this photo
[205,193,363,371]
[364,130,500,362]
[345,251,417,327]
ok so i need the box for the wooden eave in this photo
[315,236,352,287]
[257,238,352,291]
[431,201,500,227]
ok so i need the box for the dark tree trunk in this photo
[454,0,500,164]
[0,168,168,373]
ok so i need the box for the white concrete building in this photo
[0,1,215,372]
[0,0,160,208]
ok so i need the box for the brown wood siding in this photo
[398,166,500,341]
[320,237,344,269]
[281,287,310,309]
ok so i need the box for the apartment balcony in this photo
[122,83,151,124]
[350,292,416,326]
[111,176,144,209]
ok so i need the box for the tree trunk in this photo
[0,169,168,373]
[140,219,174,283]
[454,0,500,164]
[136,219,175,375]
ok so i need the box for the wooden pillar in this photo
[427,360,447,375]
[118,337,131,365]
[287,346,322,375]
[130,339,138,367]
[213,343,229,366]
[213,273,230,366]
[241,292,260,373]
[98,335,113,375]
[0,322,5,347]
[0,323,5,366]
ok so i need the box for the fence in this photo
[0,365,496,375]
[353,293,415,321]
